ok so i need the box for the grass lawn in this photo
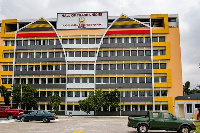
[195,121,200,133]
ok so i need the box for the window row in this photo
[14,64,66,71]
[121,90,167,97]
[3,36,165,46]
[95,77,167,84]
[2,76,167,84]
[98,50,166,57]
[95,63,166,70]
[35,104,168,111]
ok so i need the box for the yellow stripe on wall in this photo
[26,24,51,28]
[113,21,141,25]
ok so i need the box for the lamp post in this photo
[20,84,22,109]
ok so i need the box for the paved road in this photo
[0,117,177,133]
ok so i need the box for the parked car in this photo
[17,110,55,123]
[0,106,24,120]
[128,111,196,133]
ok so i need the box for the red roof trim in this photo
[17,33,57,38]
[106,30,150,35]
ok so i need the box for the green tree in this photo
[0,85,10,106]
[48,94,62,114]
[79,89,120,114]
[12,84,38,110]
[183,81,190,95]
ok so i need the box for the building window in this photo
[138,37,143,43]
[131,64,137,69]
[131,50,137,56]
[103,51,108,57]
[153,63,159,69]
[48,65,53,70]
[140,105,145,110]
[82,78,87,83]
[48,78,53,84]
[96,78,101,83]
[96,64,101,70]
[159,37,165,42]
[146,63,152,69]
[75,91,80,97]
[62,39,68,44]
[82,91,87,97]
[124,77,130,83]
[132,91,138,97]
[161,91,167,96]
[103,38,108,44]
[89,51,95,57]
[132,77,137,83]
[139,91,145,97]
[61,78,66,83]
[146,77,152,83]
[67,105,73,110]
[76,39,81,44]
[74,105,80,111]
[82,51,88,57]
[124,51,130,56]
[162,105,168,111]
[49,39,54,45]
[154,77,159,83]
[117,51,123,56]
[124,38,129,43]
[110,51,115,56]
[75,65,81,70]
[147,105,153,111]
[67,91,73,97]
[110,77,116,83]
[75,78,80,83]
[117,64,123,70]
[125,105,131,111]
[110,38,115,43]
[75,52,81,57]
[96,38,101,44]
[160,63,166,69]
[125,91,130,97]
[154,91,160,96]
[145,50,151,56]
[187,104,192,113]
[131,37,136,43]
[110,64,116,70]
[139,64,144,69]
[117,38,122,43]
[139,77,145,83]
[161,77,167,82]
[155,105,160,110]
[89,78,94,83]
[145,37,151,43]
[117,77,123,83]
[89,64,94,70]
[152,37,158,42]
[82,64,88,70]
[103,77,109,83]
[89,38,95,44]
[103,64,109,70]
[153,50,158,55]
[147,91,152,96]
[138,50,144,56]
[69,39,74,44]
[124,64,130,69]
[160,50,166,55]
[69,52,74,57]
[68,65,74,70]
[82,38,88,44]
[17,40,22,46]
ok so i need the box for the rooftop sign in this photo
[57,12,108,29]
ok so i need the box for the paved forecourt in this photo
[0,117,177,133]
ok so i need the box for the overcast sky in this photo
[0,0,200,89]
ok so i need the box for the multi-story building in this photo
[0,12,182,115]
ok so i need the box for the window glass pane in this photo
[131,64,137,69]
[110,64,116,70]
[162,105,168,111]
[48,78,53,84]
[48,65,53,70]
[82,78,87,83]
[154,77,159,83]
[147,91,152,96]
[103,38,108,44]
[155,105,160,110]
[132,77,137,83]
[146,63,152,69]
[124,38,129,43]
[41,78,46,84]
[54,78,60,83]
[28,65,33,71]
[55,52,60,58]
[82,64,88,70]
[103,51,108,57]
[159,37,165,42]
[103,77,109,83]
[17,40,22,46]
[124,51,130,56]
[145,37,151,43]
[154,91,160,96]
[124,64,130,69]
[75,91,80,97]
[161,77,167,82]
[160,50,166,55]
[82,38,88,44]
[187,104,192,113]
[110,51,115,56]
[131,37,136,43]
[62,39,68,44]
[117,77,123,83]
[145,50,151,56]
[75,65,81,70]
[49,52,54,58]
[124,77,130,83]
[125,91,130,97]
[9,65,13,71]
[110,38,115,43]
[96,38,101,44]
[68,78,73,83]
[67,92,73,97]
[42,65,47,70]
[89,78,94,83]
[152,37,158,42]
[117,38,122,43]
[75,52,81,57]
[82,51,88,57]
[49,39,54,45]
[110,77,116,83]
[153,50,158,55]
[153,63,159,69]
[3,66,8,71]
[75,78,80,83]
[147,105,153,111]
[140,105,145,110]
[146,77,152,83]
[61,92,65,97]
[36,40,41,45]
[76,39,81,44]
[117,51,123,56]
[42,52,47,58]
[69,52,74,57]
[96,78,101,83]
[132,91,138,97]
[23,40,28,46]
[69,39,74,44]
[29,52,34,58]
[82,91,87,97]
[138,37,143,43]
[22,65,27,71]
[139,91,145,97]
[43,40,48,45]
[68,65,74,70]
[67,105,73,110]
[103,64,109,70]
[89,64,94,70]
[89,51,95,57]
[161,91,167,96]
[139,77,145,83]
[139,64,144,69]
[16,53,21,58]
[117,64,123,69]
[138,50,144,56]
[89,38,95,44]
[61,78,66,83]
[36,52,41,58]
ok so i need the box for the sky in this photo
[0,0,200,89]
